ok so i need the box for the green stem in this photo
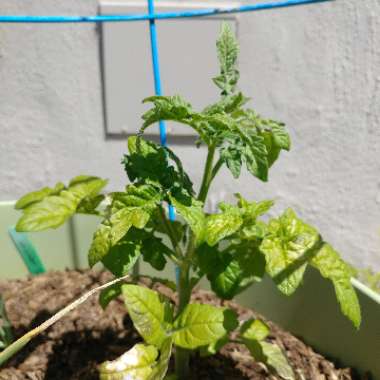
[175,145,220,379]
[198,146,216,203]
[211,157,223,182]
[175,261,191,379]
[158,205,183,261]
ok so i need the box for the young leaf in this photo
[206,246,266,299]
[173,304,238,349]
[16,192,78,232]
[147,338,173,380]
[169,195,206,244]
[16,176,107,232]
[122,285,172,348]
[15,182,64,210]
[109,207,150,245]
[244,339,295,380]
[199,335,229,357]
[260,209,319,295]
[123,136,193,196]
[311,244,361,328]
[102,239,141,276]
[99,343,158,380]
[99,282,123,309]
[213,23,239,95]
[88,224,112,267]
[142,95,194,131]
[141,236,171,271]
[240,318,269,341]
[205,209,243,246]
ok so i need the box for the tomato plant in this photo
[12,24,360,380]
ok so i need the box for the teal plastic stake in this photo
[8,227,46,275]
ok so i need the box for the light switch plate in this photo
[99,1,239,137]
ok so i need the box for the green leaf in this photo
[147,338,173,380]
[142,95,194,131]
[311,244,361,328]
[199,335,229,357]
[122,285,172,348]
[141,236,170,271]
[68,175,108,199]
[214,23,239,95]
[102,239,141,276]
[76,194,104,215]
[244,340,294,380]
[99,282,123,309]
[99,343,158,380]
[170,195,206,244]
[261,342,295,380]
[173,304,238,349]
[15,182,64,210]
[208,246,266,299]
[260,209,319,295]
[15,176,107,232]
[110,207,150,245]
[16,191,78,232]
[88,224,112,267]
[123,137,193,196]
[240,319,269,341]
[205,209,243,246]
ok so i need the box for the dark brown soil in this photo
[0,270,359,380]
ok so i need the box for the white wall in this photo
[0,0,379,270]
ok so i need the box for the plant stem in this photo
[198,146,216,203]
[175,145,220,379]
[175,261,191,379]
[158,205,183,261]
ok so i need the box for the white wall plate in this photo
[99,1,239,137]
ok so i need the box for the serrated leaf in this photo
[214,23,239,95]
[244,339,294,380]
[205,210,243,246]
[16,192,77,232]
[122,285,172,348]
[15,176,107,232]
[243,133,269,182]
[99,343,158,380]
[88,224,112,267]
[15,182,64,210]
[240,319,269,341]
[147,338,173,380]
[170,195,206,244]
[260,209,319,295]
[99,282,123,309]
[102,239,141,276]
[208,246,266,299]
[68,175,108,199]
[199,335,229,357]
[173,304,238,349]
[123,137,193,196]
[141,236,171,271]
[110,207,150,245]
[76,194,104,215]
[142,95,194,131]
[311,244,361,328]
[261,342,294,380]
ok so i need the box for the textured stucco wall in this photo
[0,1,379,270]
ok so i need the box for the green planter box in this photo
[1,201,379,378]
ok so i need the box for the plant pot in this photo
[1,201,379,379]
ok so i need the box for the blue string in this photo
[0,0,332,23]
